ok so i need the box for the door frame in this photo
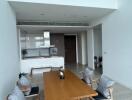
[64,34,78,64]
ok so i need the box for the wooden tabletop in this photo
[43,69,97,100]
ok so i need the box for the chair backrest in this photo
[30,67,52,84]
[30,67,52,76]
[82,67,94,85]
[51,66,63,71]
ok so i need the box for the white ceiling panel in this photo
[9,1,115,23]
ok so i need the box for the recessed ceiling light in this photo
[83,16,88,17]
[40,13,45,16]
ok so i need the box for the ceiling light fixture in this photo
[83,16,87,17]
[40,13,45,16]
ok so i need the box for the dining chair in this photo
[30,67,52,77]
[7,86,26,100]
[17,73,40,100]
[92,75,114,100]
[51,66,63,71]
[81,67,96,88]
[97,56,102,68]
[94,56,98,68]
[24,86,39,100]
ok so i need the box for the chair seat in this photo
[25,86,39,97]
[93,90,107,100]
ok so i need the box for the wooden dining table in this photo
[43,69,97,100]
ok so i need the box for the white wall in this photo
[8,0,117,9]
[77,34,82,64]
[94,28,102,57]
[77,33,88,65]
[81,32,87,65]
[87,29,94,69]
[91,0,132,89]
[0,0,19,99]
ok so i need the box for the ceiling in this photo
[9,1,115,23]
[9,1,114,33]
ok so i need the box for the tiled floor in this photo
[28,64,132,100]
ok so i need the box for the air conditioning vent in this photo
[17,21,89,26]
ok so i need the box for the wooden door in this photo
[64,36,76,63]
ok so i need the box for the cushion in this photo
[82,67,93,84]
[18,76,31,86]
[96,75,115,98]
[18,76,31,95]
[8,94,18,100]
[8,86,26,100]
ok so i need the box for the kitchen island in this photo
[21,56,64,73]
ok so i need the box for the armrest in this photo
[108,87,113,99]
